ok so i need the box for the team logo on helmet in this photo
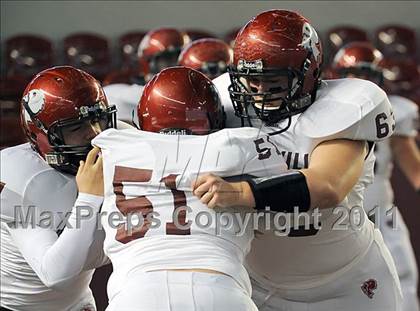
[22,89,46,124]
[299,22,321,63]
[361,279,378,299]
[23,89,45,116]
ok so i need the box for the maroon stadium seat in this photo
[0,75,27,148]
[5,34,54,80]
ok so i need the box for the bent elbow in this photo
[38,269,80,290]
[39,275,70,290]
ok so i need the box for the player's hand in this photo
[76,146,104,196]
[192,173,255,209]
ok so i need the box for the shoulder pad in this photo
[1,144,44,223]
[389,95,418,137]
[1,145,77,226]
[297,79,395,142]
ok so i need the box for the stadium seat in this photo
[0,75,27,148]
[5,34,54,80]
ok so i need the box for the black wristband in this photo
[245,171,311,213]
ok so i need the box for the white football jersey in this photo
[103,83,144,125]
[0,144,96,310]
[213,73,396,288]
[364,95,418,214]
[93,127,288,298]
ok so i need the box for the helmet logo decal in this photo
[237,59,263,72]
[299,22,321,62]
[23,89,45,116]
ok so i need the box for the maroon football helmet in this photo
[20,66,116,174]
[178,38,232,79]
[119,31,147,69]
[332,41,384,85]
[138,66,225,135]
[375,25,417,60]
[379,58,420,95]
[138,28,189,81]
[326,26,369,56]
[228,10,323,128]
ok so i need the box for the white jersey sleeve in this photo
[296,79,395,142]
[6,193,103,289]
[104,83,144,126]
[1,144,107,289]
[389,95,418,137]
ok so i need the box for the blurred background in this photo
[1,1,419,310]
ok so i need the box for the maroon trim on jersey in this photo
[113,166,154,243]
[112,166,191,243]
[161,174,191,235]
[113,166,153,183]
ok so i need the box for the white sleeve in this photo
[389,95,419,137]
[7,193,103,289]
[82,227,110,270]
[298,79,395,142]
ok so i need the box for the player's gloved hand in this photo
[76,146,104,196]
[192,173,255,209]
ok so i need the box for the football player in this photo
[331,41,419,311]
[178,38,232,80]
[0,66,115,311]
[91,66,288,310]
[103,27,188,125]
[193,10,402,310]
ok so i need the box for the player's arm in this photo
[7,147,105,289]
[390,135,420,190]
[193,139,366,211]
[299,139,366,209]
